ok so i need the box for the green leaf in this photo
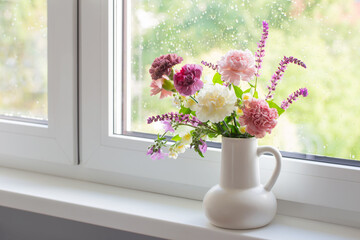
[224,116,232,124]
[179,106,191,114]
[253,91,259,99]
[267,100,285,116]
[162,79,175,91]
[248,82,255,88]
[171,135,182,141]
[244,88,251,94]
[195,148,204,158]
[229,125,237,136]
[212,73,223,85]
[207,132,218,138]
[233,85,243,98]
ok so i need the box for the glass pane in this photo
[116,0,360,161]
[0,0,47,121]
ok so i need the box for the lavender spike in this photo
[266,56,307,100]
[281,88,309,110]
[201,60,218,71]
[254,21,269,77]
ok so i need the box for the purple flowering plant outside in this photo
[147,21,309,160]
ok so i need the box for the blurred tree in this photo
[0,0,47,120]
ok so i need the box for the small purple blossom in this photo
[281,88,309,110]
[162,121,175,133]
[147,147,154,156]
[149,54,183,80]
[147,112,202,127]
[266,56,307,100]
[201,60,218,71]
[255,21,269,77]
[199,139,207,154]
[149,149,168,160]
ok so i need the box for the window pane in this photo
[0,0,47,121]
[116,0,360,161]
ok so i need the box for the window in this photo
[0,0,358,227]
[80,0,360,223]
[0,0,77,165]
[118,0,360,164]
[0,0,47,121]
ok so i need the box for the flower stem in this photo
[254,76,258,93]
[222,121,231,136]
[233,116,240,135]
[177,123,217,134]
[189,95,198,103]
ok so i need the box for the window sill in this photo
[0,167,359,240]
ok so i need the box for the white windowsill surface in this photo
[0,167,359,240]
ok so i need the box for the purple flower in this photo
[147,147,154,156]
[266,56,307,100]
[173,64,204,96]
[281,88,309,110]
[255,21,269,77]
[162,121,175,133]
[149,149,168,160]
[199,139,207,154]
[149,54,183,81]
[146,146,168,160]
[201,60,218,71]
[147,112,202,127]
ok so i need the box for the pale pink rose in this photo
[150,78,173,99]
[217,49,256,85]
[239,99,278,138]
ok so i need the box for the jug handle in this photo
[257,146,282,192]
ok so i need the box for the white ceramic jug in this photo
[203,137,282,229]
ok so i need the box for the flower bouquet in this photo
[146,21,308,160]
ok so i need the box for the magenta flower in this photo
[239,99,278,138]
[255,21,269,77]
[173,64,204,96]
[149,54,183,81]
[199,139,207,154]
[217,49,256,85]
[162,121,175,133]
[281,88,308,110]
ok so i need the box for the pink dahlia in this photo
[149,54,183,80]
[150,78,173,99]
[217,49,256,85]
[239,99,278,138]
[173,64,203,96]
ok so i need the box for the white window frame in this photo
[79,0,360,224]
[0,0,78,165]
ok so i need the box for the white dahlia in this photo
[193,84,237,123]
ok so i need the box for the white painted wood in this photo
[0,0,78,165]
[0,167,359,240]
